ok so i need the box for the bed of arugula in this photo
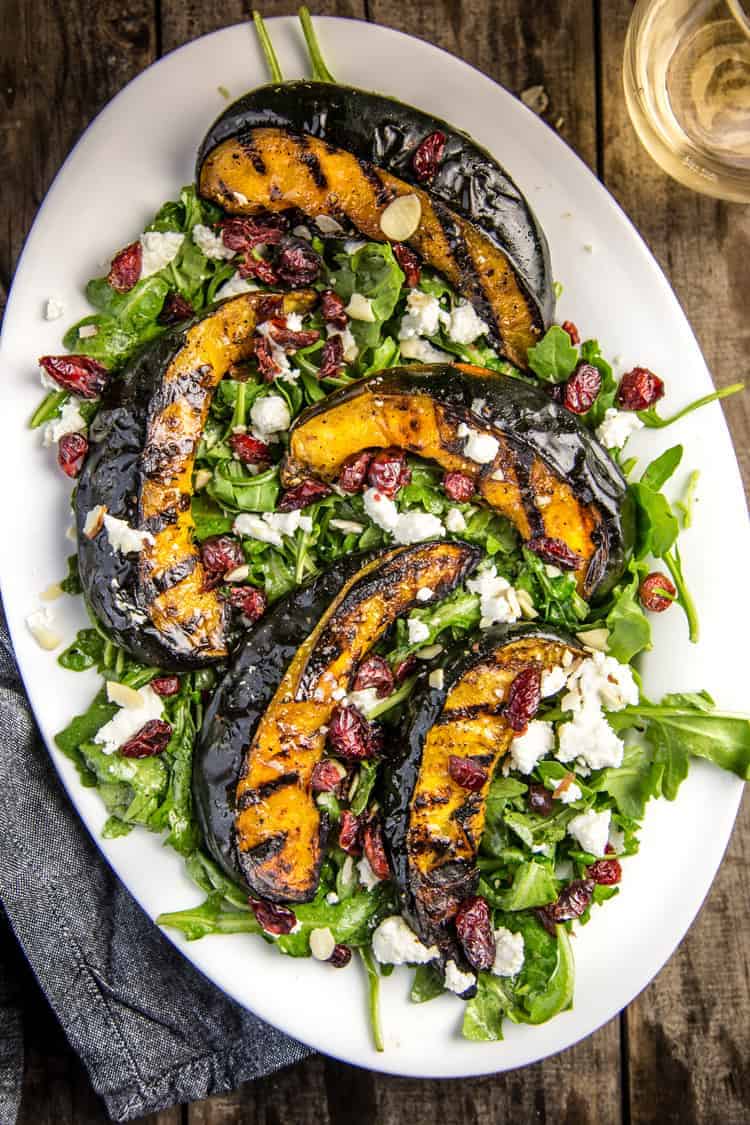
[33,184,749,1048]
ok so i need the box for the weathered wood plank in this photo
[600,5,750,1124]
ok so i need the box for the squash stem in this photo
[359,945,385,1052]
[298,7,336,82]
[253,10,284,83]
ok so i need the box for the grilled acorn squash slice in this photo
[197,80,553,327]
[281,363,628,598]
[194,552,373,886]
[233,540,480,903]
[383,624,584,957]
[199,127,545,369]
[76,289,316,670]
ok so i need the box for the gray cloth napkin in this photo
[0,603,311,1124]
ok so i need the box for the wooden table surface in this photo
[2,1,749,1122]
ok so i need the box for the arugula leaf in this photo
[605,565,652,663]
[638,382,744,428]
[462,973,509,1040]
[60,554,82,595]
[628,482,679,560]
[490,861,559,911]
[410,963,446,1003]
[330,242,404,354]
[86,275,169,332]
[161,695,200,856]
[640,444,683,491]
[207,463,280,513]
[675,470,700,529]
[158,894,262,941]
[29,390,69,430]
[58,628,106,672]
[191,494,235,539]
[360,945,385,1052]
[527,326,578,383]
[591,741,659,819]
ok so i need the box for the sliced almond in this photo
[309,926,336,961]
[380,193,422,241]
[345,293,375,322]
[516,588,538,619]
[224,564,250,583]
[194,468,212,491]
[25,610,61,651]
[106,681,145,709]
[40,582,63,602]
[329,518,364,535]
[316,214,344,234]
[576,627,610,653]
[416,644,444,660]
[83,505,107,539]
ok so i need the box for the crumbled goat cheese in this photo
[509,720,555,773]
[44,297,64,321]
[596,407,644,449]
[393,511,444,545]
[192,223,235,260]
[444,960,476,994]
[326,891,340,905]
[344,687,382,717]
[467,566,522,627]
[43,399,86,447]
[25,607,62,651]
[358,856,382,891]
[608,825,626,854]
[492,927,525,977]
[372,916,439,965]
[103,515,154,555]
[234,510,312,548]
[442,510,468,538]
[557,707,625,770]
[428,669,444,690]
[94,685,164,755]
[214,272,259,300]
[562,651,638,714]
[346,292,375,322]
[363,488,399,533]
[398,289,447,339]
[541,665,568,697]
[456,422,499,464]
[557,781,583,804]
[567,808,611,856]
[407,618,430,645]
[139,231,184,278]
[326,323,359,362]
[399,337,451,363]
[447,301,489,344]
[417,587,434,602]
[250,394,291,435]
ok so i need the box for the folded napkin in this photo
[0,602,310,1124]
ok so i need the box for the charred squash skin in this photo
[281,364,628,599]
[194,553,373,887]
[382,625,584,960]
[197,81,554,326]
[199,128,544,369]
[234,541,480,904]
[76,290,316,670]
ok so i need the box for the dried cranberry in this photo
[448,756,488,792]
[253,335,282,381]
[275,240,322,286]
[264,319,320,350]
[353,655,394,698]
[393,654,418,684]
[560,320,580,346]
[412,130,447,182]
[367,448,411,497]
[505,666,542,733]
[119,719,173,758]
[107,241,142,293]
[392,242,421,287]
[226,586,267,623]
[338,809,362,855]
[527,536,581,571]
[220,216,285,252]
[328,943,352,968]
[528,783,554,817]
[563,362,601,414]
[39,355,108,399]
[455,896,496,971]
[443,471,475,502]
[617,366,664,411]
[362,818,391,880]
[238,255,279,285]
[249,898,297,935]
[328,706,374,760]
[338,450,373,493]
[158,292,194,325]
[318,335,345,380]
[150,675,180,697]
[639,572,677,612]
[255,294,284,322]
[277,479,332,511]
[229,433,271,464]
[200,535,244,589]
[587,852,622,885]
[57,432,88,479]
[320,289,348,328]
[311,759,346,794]
[536,879,595,935]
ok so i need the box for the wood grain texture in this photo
[5,0,748,1122]
[598,6,750,1125]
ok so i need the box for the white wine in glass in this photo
[623,0,750,201]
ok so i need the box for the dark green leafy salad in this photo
[27,10,748,1050]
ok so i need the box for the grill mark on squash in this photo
[432,199,500,343]
[357,157,394,207]
[237,772,300,810]
[141,555,198,602]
